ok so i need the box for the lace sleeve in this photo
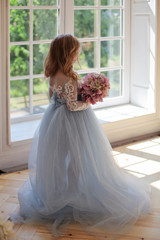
[65,81,90,111]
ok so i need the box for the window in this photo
[9,0,128,122]
[73,0,127,109]
[10,0,61,120]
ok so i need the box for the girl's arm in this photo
[65,80,90,111]
[48,77,54,98]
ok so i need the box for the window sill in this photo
[11,104,153,143]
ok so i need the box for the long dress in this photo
[10,78,152,240]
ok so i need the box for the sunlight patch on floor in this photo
[113,136,160,179]
[112,150,121,156]
[126,140,159,150]
[151,137,160,143]
[151,180,160,191]
[126,171,146,178]
[139,145,160,156]
[115,153,147,168]
[124,160,160,175]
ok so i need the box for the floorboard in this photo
[0,136,160,239]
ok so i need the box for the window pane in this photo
[10,10,29,42]
[10,79,29,119]
[33,43,49,74]
[79,73,87,79]
[74,0,97,6]
[33,0,57,5]
[10,0,29,6]
[33,78,49,114]
[102,70,121,97]
[101,0,121,5]
[10,45,29,77]
[101,9,120,37]
[74,42,97,70]
[33,10,58,40]
[74,10,97,38]
[101,40,120,68]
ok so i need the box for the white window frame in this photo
[10,0,63,123]
[10,0,130,124]
[64,0,131,109]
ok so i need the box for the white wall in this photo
[131,0,156,110]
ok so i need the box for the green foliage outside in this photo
[33,78,49,114]
[102,70,121,97]
[101,40,120,68]
[33,0,57,6]
[74,0,121,6]
[33,44,50,74]
[10,0,29,6]
[101,9,120,37]
[74,0,96,6]
[10,0,57,6]
[10,0,122,116]
[10,79,29,112]
[33,9,57,40]
[101,0,121,5]
[74,42,95,70]
[10,9,29,42]
[74,10,95,38]
[33,78,48,95]
[10,45,29,77]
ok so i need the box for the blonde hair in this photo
[44,34,80,82]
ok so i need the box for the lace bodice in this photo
[49,78,89,111]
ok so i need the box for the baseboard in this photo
[111,132,160,148]
[1,163,28,174]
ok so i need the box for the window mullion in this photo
[60,0,65,34]
[29,0,33,115]
[10,6,60,9]
[97,0,101,73]
[123,0,130,102]
[64,0,74,34]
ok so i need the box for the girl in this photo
[10,34,151,240]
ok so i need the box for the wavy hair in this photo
[44,34,80,82]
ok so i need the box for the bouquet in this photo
[78,73,110,105]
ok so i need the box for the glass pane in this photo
[101,9,120,37]
[33,43,49,74]
[10,0,29,6]
[10,10,29,42]
[79,73,87,80]
[33,0,57,5]
[74,42,96,70]
[10,79,30,119]
[33,10,57,40]
[74,0,96,6]
[101,0,121,5]
[10,45,29,77]
[101,40,120,68]
[74,10,97,38]
[33,78,49,114]
[102,70,121,97]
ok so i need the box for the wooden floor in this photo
[0,136,160,240]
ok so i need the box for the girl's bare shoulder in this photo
[50,71,69,86]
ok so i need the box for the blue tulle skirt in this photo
[10,93,151,239]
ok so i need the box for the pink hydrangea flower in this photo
[78,73,110,105]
